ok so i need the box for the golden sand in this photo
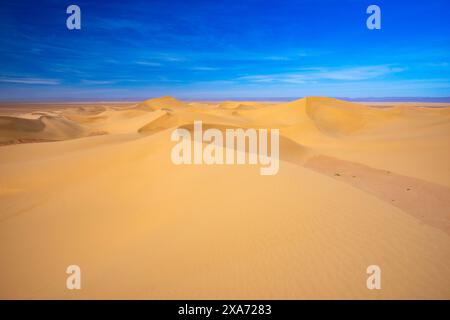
[0,96,449,299]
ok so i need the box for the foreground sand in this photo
[0,97,449,299]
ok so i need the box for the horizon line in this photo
[1,96,450,104]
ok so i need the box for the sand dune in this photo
[218,101,271,110]
[305,155,450,234]
[0,115,88,145]
[0,97,449,299]
[137,96,187,111]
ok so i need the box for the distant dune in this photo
[0,115,88,145]
[0,96,449,299]
[137,96,187,111]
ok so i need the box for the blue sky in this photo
[0,0,449,100]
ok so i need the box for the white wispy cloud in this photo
[238,74,306,84]
[146,53,188,62]
[190,66,220,71]
[238,65,404,84]
[258,52,309,61]
[306,66,404,80]
[0,77,60,85]
[261,56,292,61]
[135,61,164,67]
[80,79,117,85]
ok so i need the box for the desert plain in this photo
[0,96,449,299]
